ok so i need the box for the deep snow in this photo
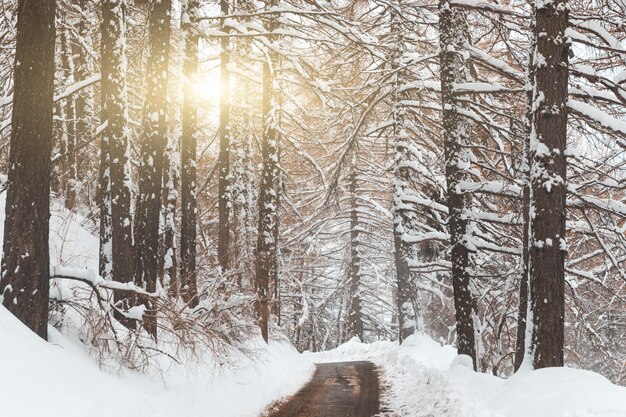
[309,335,626,417]
[1,195,626,417]
[0,303,315,417]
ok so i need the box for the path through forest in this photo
[267,361,380,417]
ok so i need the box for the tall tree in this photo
[390,2,420,344]
[439,0,477,368]
[346,153,364,341]
[515,6,536,372]
[134,0,172,338]
[255,0,281,342]
[72,0,95,204]
[218,0,232,272]
[179,0,199,307]
[0,0,56,339]
[102,0,134,310]
[59,24,78,210]
[524,0,569,369]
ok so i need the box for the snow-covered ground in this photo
[0,196,316,417]
[1,197,625,417]
[0,303,315,417]
[309,335,626,417]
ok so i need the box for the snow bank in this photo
[308,335,626,417]
[0,304,315,417]
[0,193,316,417]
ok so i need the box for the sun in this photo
[193,69,222,102]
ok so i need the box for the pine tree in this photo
[255,0,281,342]
[102,0,134,312]
[525,0,569,369]
[346,154,364,341]
[218,0,232,272]
[0,0,56,339]
[390,1,420,343]
[134,0,172,338]
[439,0,477,368]
[180,0,199,307]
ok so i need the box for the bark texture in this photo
[102,0,134,314]
[179,0,199,306]
[217,0,232,272]
[134,0,171,338]
[439,0,477,368]
[0,0,56,339]
[347,157,364,341]
[527,0,568,369]
[255,0,281,342]
[391,3,420,344]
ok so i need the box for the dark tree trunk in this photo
[102,0,134,318]
[217,0,232,273]
[514,11,535,371]
[60,26,77,211]
[347,157,364,341]
[72,0,94,204]
[526,0,568,369]
[134,0,172,338]
[230,12,256,287]
[180,0,199,307]
[161,133,178,296]
[255,0,280,343]
[439,0,477,369]
[391,4,419,344]
[0,0,56,339]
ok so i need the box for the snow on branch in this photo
[567,100,626,148]
[449,0,527,17]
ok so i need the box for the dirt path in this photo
[267,361,380,417]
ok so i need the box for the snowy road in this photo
[267,361,380,417]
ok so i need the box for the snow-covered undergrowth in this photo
[0,196,316,417]
[308,335,626,417]
[0,304,315,417]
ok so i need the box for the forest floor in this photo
[267,361,380,417]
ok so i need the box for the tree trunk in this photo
[391,3,420,344]
[439,0,477,369]
[255,0,280,343]
[134,0,172,339]
[161,127,179,297]
[217,0,232,273]
[72,0,95,206]
[526,0,568,369]
[347,155,364,341]
[514,9,535,371]
[60,26,77,211]
[102,0,134,319]
[180,0,199,307]
[0,0,55,339]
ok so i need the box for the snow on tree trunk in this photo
[391,3,420,344]
[525,0,569,370]
[515,10,536,372]
[255,0,281,343]
[161,110,179,297]
[218,0,232,273]
[101,0,134,320]
[439,0,477,369]
[231,82,255,287]
[134,0,172,339]
[0,0,55,340]
[60,26,78,211]
[72,0,95,207]
[346,154,364,341]
[179,0,199,307]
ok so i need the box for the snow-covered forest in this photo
[0,0,625,416]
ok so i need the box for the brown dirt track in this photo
[267,361,380,417]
